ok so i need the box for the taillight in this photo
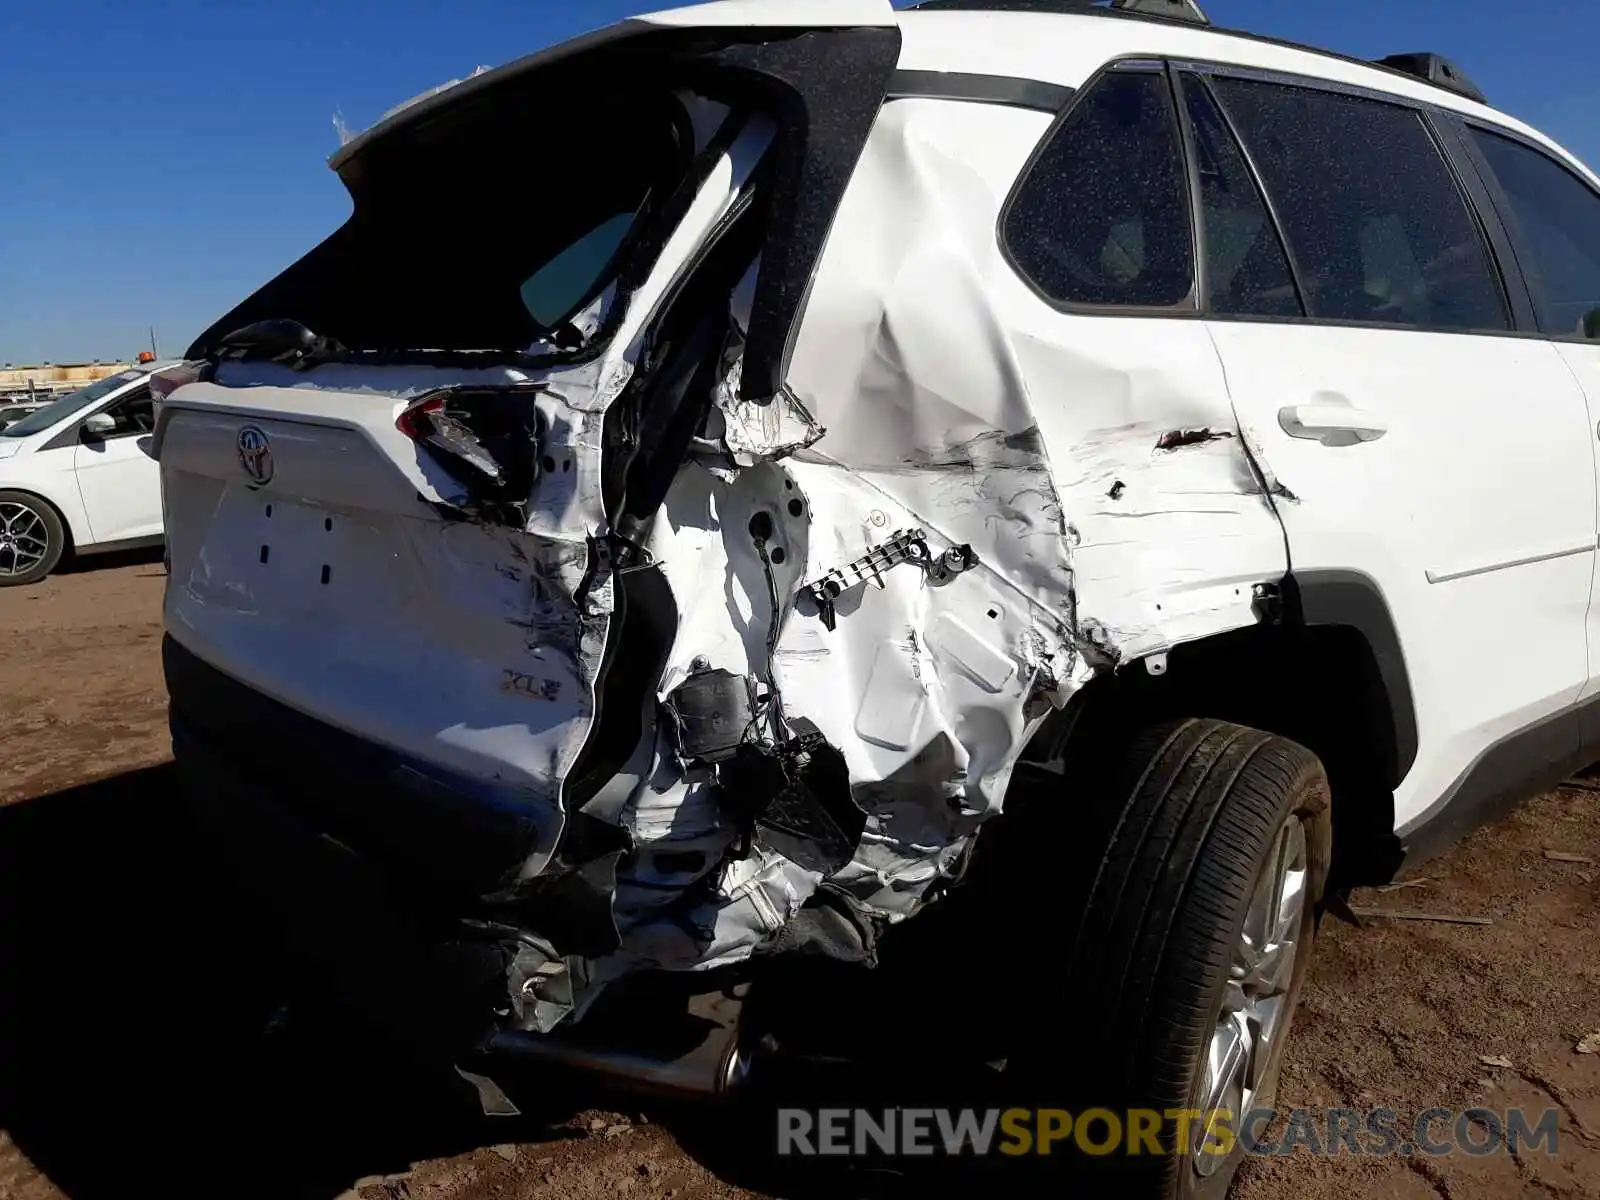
[395,387,546,508]
[395,394,446,441]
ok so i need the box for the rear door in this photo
[155,9,902,893]
[1451,123,1600,712]
[1188,69,1597,832]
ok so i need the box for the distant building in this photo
[0,360,141,403]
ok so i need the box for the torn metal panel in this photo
[757,458,1061,917]
[716,379,827,467]
[164,31,1289,1042]
[786,98,1287,669]
[782,95,1288,796]
[572,108,1089,969]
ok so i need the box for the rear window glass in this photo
[519,213,636,329]
[192,87,692,355]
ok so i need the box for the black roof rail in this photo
[907,0,1210,27]
[1373,52,1485,104]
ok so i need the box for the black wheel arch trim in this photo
[1284,568,1418,785]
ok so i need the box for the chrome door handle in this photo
[1278,404,1389,443]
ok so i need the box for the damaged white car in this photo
[153,0,1600,1193]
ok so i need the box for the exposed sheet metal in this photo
[767,95,1287,922]
[162,42,1289,1036]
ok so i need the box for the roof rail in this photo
[1374,52,1485,104]
[907,0,1210,27]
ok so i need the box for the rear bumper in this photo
[170,693,510,1056]
[166,633,752,1095]
[162,633,547,903]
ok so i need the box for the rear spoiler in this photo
[330,0,900,177]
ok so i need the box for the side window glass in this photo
[98,387,155,438]
[1004,68,1194,309]
[1468,128,1600,337]
[1179,73,1302,318]
[1209,78,1508,332]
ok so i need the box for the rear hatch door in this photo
[156,4,901,912]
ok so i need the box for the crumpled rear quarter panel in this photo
[780,94,1290,874]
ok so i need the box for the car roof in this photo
[892,7,1597,184]
[334,0,1598,192]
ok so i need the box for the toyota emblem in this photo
[237,425,273,486]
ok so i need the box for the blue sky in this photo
[1,0,1594,364]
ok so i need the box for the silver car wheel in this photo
[0,501,50,578]
[1190,813,1309,1178]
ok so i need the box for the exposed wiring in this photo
[752,534,789,743]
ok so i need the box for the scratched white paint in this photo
[787,96,1287,670]
[158,5,1297,1028]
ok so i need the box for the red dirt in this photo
[0,558,1595,1200]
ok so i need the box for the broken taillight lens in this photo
[395,387,546,508]
[394,393,446,442]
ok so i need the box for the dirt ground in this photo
[0,558,1596,1200]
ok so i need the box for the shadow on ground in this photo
[0,767,920,1200]
[0,767,579,1198]
[57,545,166,579]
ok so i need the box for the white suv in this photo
[153,1,1600,1193]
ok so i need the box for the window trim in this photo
[1423,114,1540,334]
[1176,68,1309,319]
[1451,116,1600,344]
[998,52,1541,340]
[1169,61,1209,314]
[887,70,1074,114]
[1171,59,1453,117]
[996,56,1203,318]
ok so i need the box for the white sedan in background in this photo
[0,363,169,585]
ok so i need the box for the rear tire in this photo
[0,491,67,586]
[1010,718,1331,1198]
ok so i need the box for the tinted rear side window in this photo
[1209,78,1507,332]
[1469,128,1600,337]
[1004,69,1194,309]
[1179,73,1301,318]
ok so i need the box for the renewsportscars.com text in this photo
[776,1106,1560,1160]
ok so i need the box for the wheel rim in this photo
[1190,814,1309,1178]
[0,501,50,577]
